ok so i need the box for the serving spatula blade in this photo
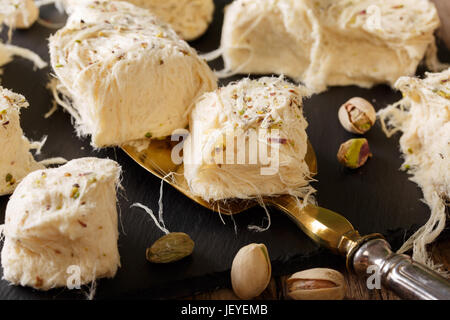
[122,138,317,215]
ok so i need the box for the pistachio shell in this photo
[338,97,376,134]
[231,243,271,300]
[287,268,345,300]
[146,232,194,263]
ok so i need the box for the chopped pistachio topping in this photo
[70,184,80,199]
[5,173,16,186]
[434,90,450,100]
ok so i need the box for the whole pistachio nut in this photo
[287,268,345,300]
[146,232,194,263]
[337,138,372,169]
[338,97,376,134]
[231,243,271,300]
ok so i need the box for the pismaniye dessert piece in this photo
[1,158,121,290]
[0,0,46,70]
[0,0,39,29]
[62,0,214,41]
[220,0,440,93]
[49,0,217,147]
[184,77,313,202]
[0,87,43,196]
[120,0,214,41]
[378,68,450,266]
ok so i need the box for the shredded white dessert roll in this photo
[1,157,122,290]
[117,0,214,41]
[214,0,440,93]
[0,87,44,196]
[49,0,217,148]
[184,77,314,202]
[59,0,214,41]
[378,69,450,269]
[0,0,39,30]
[0,1,47,71]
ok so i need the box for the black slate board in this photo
[0,0,449,300]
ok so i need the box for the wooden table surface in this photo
[187,235,450,300]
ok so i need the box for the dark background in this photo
[0,0,448,299]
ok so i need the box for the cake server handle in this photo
[352,238,450,300]
[268,199,450,300]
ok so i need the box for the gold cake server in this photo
[122,140,450,300]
